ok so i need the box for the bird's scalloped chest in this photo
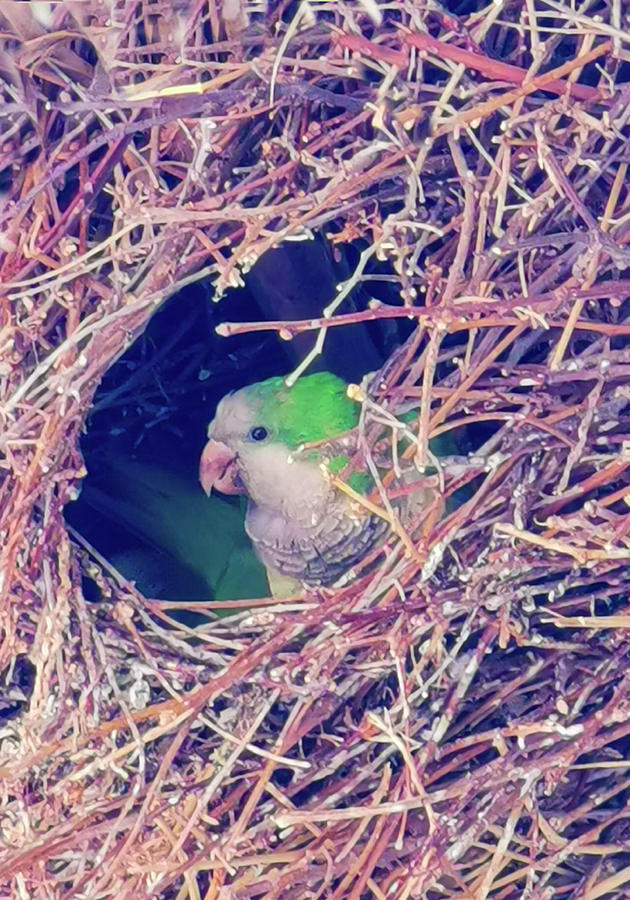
[244,501,390,586]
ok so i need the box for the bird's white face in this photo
[199,389,331,518]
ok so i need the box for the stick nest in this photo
[2,2,630,898]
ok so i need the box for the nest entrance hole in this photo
[65,236,419,605]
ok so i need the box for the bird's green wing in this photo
[71,456,269,608]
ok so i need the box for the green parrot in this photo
[199,372,437,590]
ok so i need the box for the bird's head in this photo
[199,372,360,508]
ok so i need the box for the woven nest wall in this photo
[2,2,630,898]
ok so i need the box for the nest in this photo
[2,2,630,898]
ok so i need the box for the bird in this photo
[199,372,438,591]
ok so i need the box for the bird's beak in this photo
[199,439,243,495]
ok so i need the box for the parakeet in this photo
[199,372,426,588]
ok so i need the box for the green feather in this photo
[328,454,372,494]
[244,372,359,450]
[240,372,465,507]
[70,456,268,609]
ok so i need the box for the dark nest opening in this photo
[2,2,630,899]
[66,236,417,608]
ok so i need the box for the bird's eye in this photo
[248,426,269,442]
